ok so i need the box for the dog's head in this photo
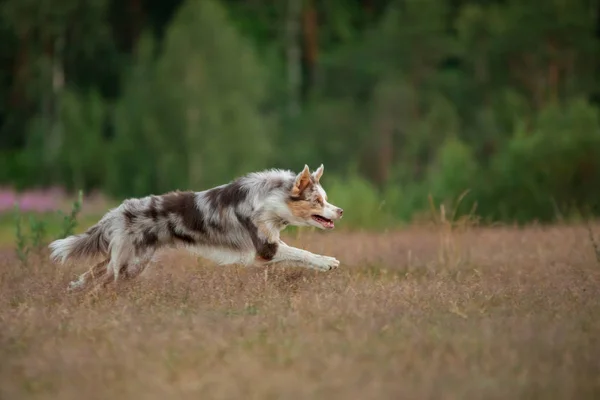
[285,164,343,230]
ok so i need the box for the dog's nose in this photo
[337,208,344,217]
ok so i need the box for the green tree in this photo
[109,0,274,197]
[108,35,170,197]
[57,89,106,191]
[156,0,274,189]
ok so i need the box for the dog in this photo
[49,164,344,291]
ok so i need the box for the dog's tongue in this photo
[313,215,335,229]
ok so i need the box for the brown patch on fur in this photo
[143,196,159,221]
[204,181,250,226]
[136,230,158,253]
[291,166,314,198]
[161,191,191,214]
[123,209,136,227]
[205,181,249,209]
[289,180,317,202]
[161,191,206,234]
[167,220,197,245]
[287,169,325,220]
[286,198,323,220]
[236,213,277,257]
[255,242,278,261]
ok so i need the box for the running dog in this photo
[49,164,344,291]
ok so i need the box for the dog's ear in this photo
[312,164,324,182]
[291,164,312,197]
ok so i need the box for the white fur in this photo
[49,237,80,264]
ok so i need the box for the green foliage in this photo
[108,34,170,197]
[1,0,600,228]
[325,175,399,229]
[482,99,600,222]
[426,137,479,216]
[107,0,274,197]
[56,190,83,238]
[419,99,600,224]
[14,205,29,264]
[58,90,107,191]
[158,0,274,188]
[13,191,83,265]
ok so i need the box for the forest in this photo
[1,0,599,226]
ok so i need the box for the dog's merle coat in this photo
[49,165,344,291]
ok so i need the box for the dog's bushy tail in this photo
[49,225,109,264]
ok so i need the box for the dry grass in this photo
[1,224,600,400]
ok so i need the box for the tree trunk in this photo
[301,0,318,99]
[511,55,542,111]
[11,34,29,108]
[546,40,559,104]
[377,118,393,186]
[47,35,66,181]
[286,0,302,117]
[130,0,142,50]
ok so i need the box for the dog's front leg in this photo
[263,241,339,271]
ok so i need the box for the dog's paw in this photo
[67,277,85,292]
[312,255,340,271]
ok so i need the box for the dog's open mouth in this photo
[312,215,334,229]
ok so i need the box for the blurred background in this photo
[1,0,599,228]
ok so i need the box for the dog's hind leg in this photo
[85,266,118,297]
[122,248,156,281]
[106,233,135,283]
[68,258,110,292]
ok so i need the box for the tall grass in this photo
[13,190,83,265]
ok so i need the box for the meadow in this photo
[1,219,600,399]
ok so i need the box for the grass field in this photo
[1,223,600,399]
